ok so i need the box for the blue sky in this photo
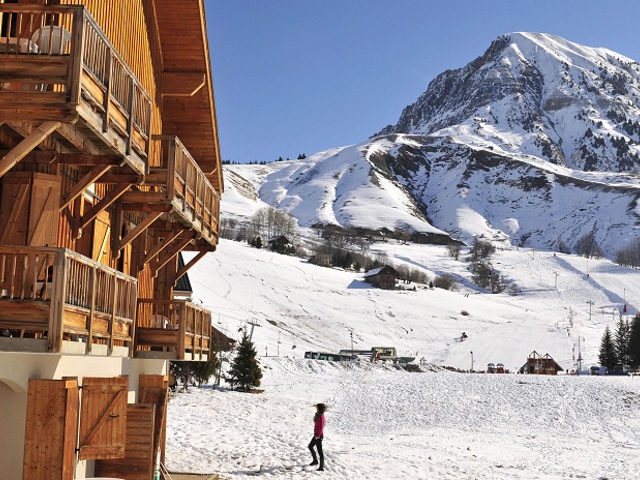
[205,1,640,163]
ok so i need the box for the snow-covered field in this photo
[166,238,640,478]
[167,358,640,479]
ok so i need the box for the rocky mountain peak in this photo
[377,32,640,172]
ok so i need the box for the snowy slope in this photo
[187,239,639,373]
[169,239,640,478]
[167,357,640,479]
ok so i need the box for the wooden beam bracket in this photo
[174,250,208,286]
[76,183,132,233]
[60,165,112,211]
[151,233,195,277]
[0,121,61,178]
[139,229,183,271]
[117,211,163,251]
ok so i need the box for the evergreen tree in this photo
[598,326,617,369]
[190,351,220,387]
[628,313,640,367]
[614,315,631,366]
[227,332,262,391]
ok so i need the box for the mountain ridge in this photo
[222,32,640,256]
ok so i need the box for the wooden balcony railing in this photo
[123,135,220,246]
[136,299,212,361]
[0,5,151,173]
[0,246,137,355]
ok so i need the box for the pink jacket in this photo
[314,414,325,438]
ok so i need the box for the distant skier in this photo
[309,403,326,471]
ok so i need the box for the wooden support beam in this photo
[174,250,208,286]
[59,165,112,211]
[58,153,124,166]
[117,211,163,251]
[0,121,61,178]
[0,150,57,164]
[151,233,195,277]
[99,173,144,184]
[140,229,183,270]
[77,183,131,231]
[162,72,205,97]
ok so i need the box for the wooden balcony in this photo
[0,5,151,175]
[135,299,212,361]
[0,246,137,355]
[121,135,220,247]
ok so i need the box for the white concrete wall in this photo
[0,352,168,480]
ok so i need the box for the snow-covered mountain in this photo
[224,32,640,256]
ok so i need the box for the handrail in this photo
[0,5,152,161]
[136,298,212,360]
[0,245,137,353]
[151,135,220,242]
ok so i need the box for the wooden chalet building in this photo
[521,351,564,375]
[363,265,397,290]
[0,1,224,479]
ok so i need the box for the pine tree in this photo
[598,326,617,369]
[227,332,262,391]
[190,351,220,387]
[614,315,631,366]
[628,313,640,367]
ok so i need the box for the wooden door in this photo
[23,378,79,480]
[78,376,128,460]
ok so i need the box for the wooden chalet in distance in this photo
[521,351,564,375]
[0,1,226,479]
[363,265,397,290]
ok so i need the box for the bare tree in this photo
[433,274,456,290]
[447,244,461,260]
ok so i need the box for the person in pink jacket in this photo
[308,403,326,471]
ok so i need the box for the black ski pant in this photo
[309,435,324,468]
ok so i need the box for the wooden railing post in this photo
[86,263,97,354]
[102,49,113,133]
[49,249,68,353]
[108,274,118,355]
[126,76,135,155]
[178,303,186,360]
[68,7,85,107]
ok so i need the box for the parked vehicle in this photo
[609,365,630,376]
[304,351,352,362]
[590,365,607,376]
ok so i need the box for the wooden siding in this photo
[78,376,128,460]
[62,0,163,142]
[23,378,79,480]
[95,403,156,480]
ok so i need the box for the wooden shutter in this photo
[139,374,169,463]
[78,376,128,460]
[91,209,111,264]
[95,404,156,480]
[0,172,60,247]
[23,378,79,480]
